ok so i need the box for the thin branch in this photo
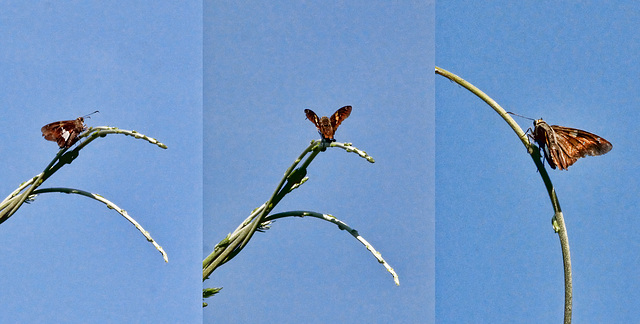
[436,66,572,324]
[330,141,375,163]
[81,126,168,149]
[264,211,399,285]
[31,187,168,262]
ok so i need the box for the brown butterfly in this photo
[530,119,612,170]
[41,111,99,148]
[304,106,352,142]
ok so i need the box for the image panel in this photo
[204,1,435,323]
[0,2,203,323]
[436,2,637,323]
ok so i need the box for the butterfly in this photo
[529,119,612,170]
[41,111,99,148]
[304,106,352,142]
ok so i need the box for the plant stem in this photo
[436,66,572,324]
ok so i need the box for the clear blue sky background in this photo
[204,1,434,323]
[0,2,201,323]
[437,1,639,323]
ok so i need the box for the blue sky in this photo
[204,1,434,323]
[437,1,639,323]
[0,2,201,323]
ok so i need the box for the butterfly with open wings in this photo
[41,111,99,148]
[529,119,612,170]
[304,106,352,142]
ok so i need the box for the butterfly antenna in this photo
[506,111,535,121]
[83,110,100,119]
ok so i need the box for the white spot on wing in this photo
[61,129,71,141]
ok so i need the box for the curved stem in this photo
[81,126,168,149]
[31,187,168,262]
[264,211,399,285]
[436,66,572,323]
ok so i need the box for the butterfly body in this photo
[304,106,352,142]
[531,119,612,170]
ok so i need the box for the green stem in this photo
[436,66,572,324]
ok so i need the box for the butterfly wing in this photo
[41,117,85,148]
[41,122,59,141]
[304,109,321,129]
[551,125,613,158]
[329,106,352,130]
[547,129,578,170]
[533,120,563,169]
[41,122,68,148]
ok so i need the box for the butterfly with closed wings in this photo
[41,111,99,148]
[530,118,612,170]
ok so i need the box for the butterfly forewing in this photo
[304,106,352,141]
[532,119,612,170]
[304,109,321,128]
[330,106,352,130]
[552,125,613,157]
